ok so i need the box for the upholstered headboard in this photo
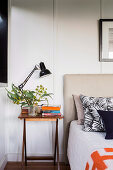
[63,74,113,163]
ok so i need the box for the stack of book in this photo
[42,105,61,116]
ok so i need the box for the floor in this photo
[5,162,70,170]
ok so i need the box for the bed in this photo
[68,121,113,170]
[63,74,113,169]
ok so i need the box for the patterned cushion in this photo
[80,95,113,132]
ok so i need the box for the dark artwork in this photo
[0,0,8,83]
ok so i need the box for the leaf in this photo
[24,91,34,98]
[29,91,35,97]
[22,104,33,108]
[6,89,18,99]
[12,84,21,93]
[12,84,20,99]
[30,91,35,94]
[41,93,53,99]
[21,102,28,106]
[7,94,17,102]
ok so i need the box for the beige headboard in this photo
[63,74,113,163]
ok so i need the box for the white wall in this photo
[0,88,7,169]
[7,0,113,161]
[7,0,56,161]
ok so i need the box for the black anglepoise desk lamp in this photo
[18,62,51,90]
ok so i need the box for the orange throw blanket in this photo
[85,148,113,170]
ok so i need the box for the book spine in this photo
[43,111,60,113]
[42,113,61,116]
[21,108,28,114]
[42,106,61,111]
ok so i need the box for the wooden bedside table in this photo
[18,113,64,170]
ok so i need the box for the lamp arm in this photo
[18,65,40,90]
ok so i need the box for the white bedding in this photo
[67,120,113,170]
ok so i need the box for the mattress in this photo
[67,120,113,170]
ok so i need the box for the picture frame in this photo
[0,0,8,86]
[99,19,113,62]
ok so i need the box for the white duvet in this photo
[67,121,113,170]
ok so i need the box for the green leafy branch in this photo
[6,84,53,107]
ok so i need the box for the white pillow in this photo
[73,95,84,125]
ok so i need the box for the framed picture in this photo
[99,19,113,62]
[0,0,8,86]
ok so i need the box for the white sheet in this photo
[67,120,113,170]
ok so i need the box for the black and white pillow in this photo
[80,95,113,132]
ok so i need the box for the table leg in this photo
[22,119,25,168]
[56,119,60,170]
[54,120,57,165]
[24,119,27,166]
[22,119,27,168]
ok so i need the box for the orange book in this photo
[42,106,61,111]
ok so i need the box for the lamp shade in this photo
[39,62,51,78]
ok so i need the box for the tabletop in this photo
[18,113,64,121]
